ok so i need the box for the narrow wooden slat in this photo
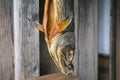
[109,0,117,80]
[73,0,79,76]
[74,0,98,80]
[29,73,64,80]
[0,0,14,80]
[28,73,80,80]
[116,0,120,80]
[14,0,39,80]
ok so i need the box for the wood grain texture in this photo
[74,0,98,80]
[28,73,80,80]
[109,0,117,80]
[116,0,120,79]
[0,0,14,80]
[14,0,39,80]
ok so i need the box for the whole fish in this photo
[36,0,74,75]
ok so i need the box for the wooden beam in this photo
[74,0,98,79]
[14,0,39,80]
[0,0,14,80]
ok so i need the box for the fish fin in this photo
[35,23,45,32]
[57,15,73,32]
[57,18,72,32]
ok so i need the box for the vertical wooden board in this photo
[109,0,117,80]
[117,0,120,80]
[0,0,14,80]
[20,0,39,79]
[14,0,39,80]
[73,0,79,76]
[74,0,98,80]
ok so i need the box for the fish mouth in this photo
[62,60,74,75]
[65,64,74,75]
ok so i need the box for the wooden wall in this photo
[0,0,40,80]
[0,0,14,80]
[0,0,108,80]
[14,0,39,80]
[74,0,98,80]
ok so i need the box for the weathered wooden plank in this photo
[28,73,80,80]
[116,0,120,79]
[14,0,39,80]
[28,73,64,80]
[109,0,117,80]
[74,0,98,80]
[0,0,14,80]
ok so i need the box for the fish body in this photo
[36,0,74,75]
[36,0,72,46]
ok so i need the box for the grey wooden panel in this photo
[0,0,14,80]
[14,0,39,80]
[74,0,98,80]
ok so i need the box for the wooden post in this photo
[14,0,39,80]
[74,0,98,80]
[0,0,14,80]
